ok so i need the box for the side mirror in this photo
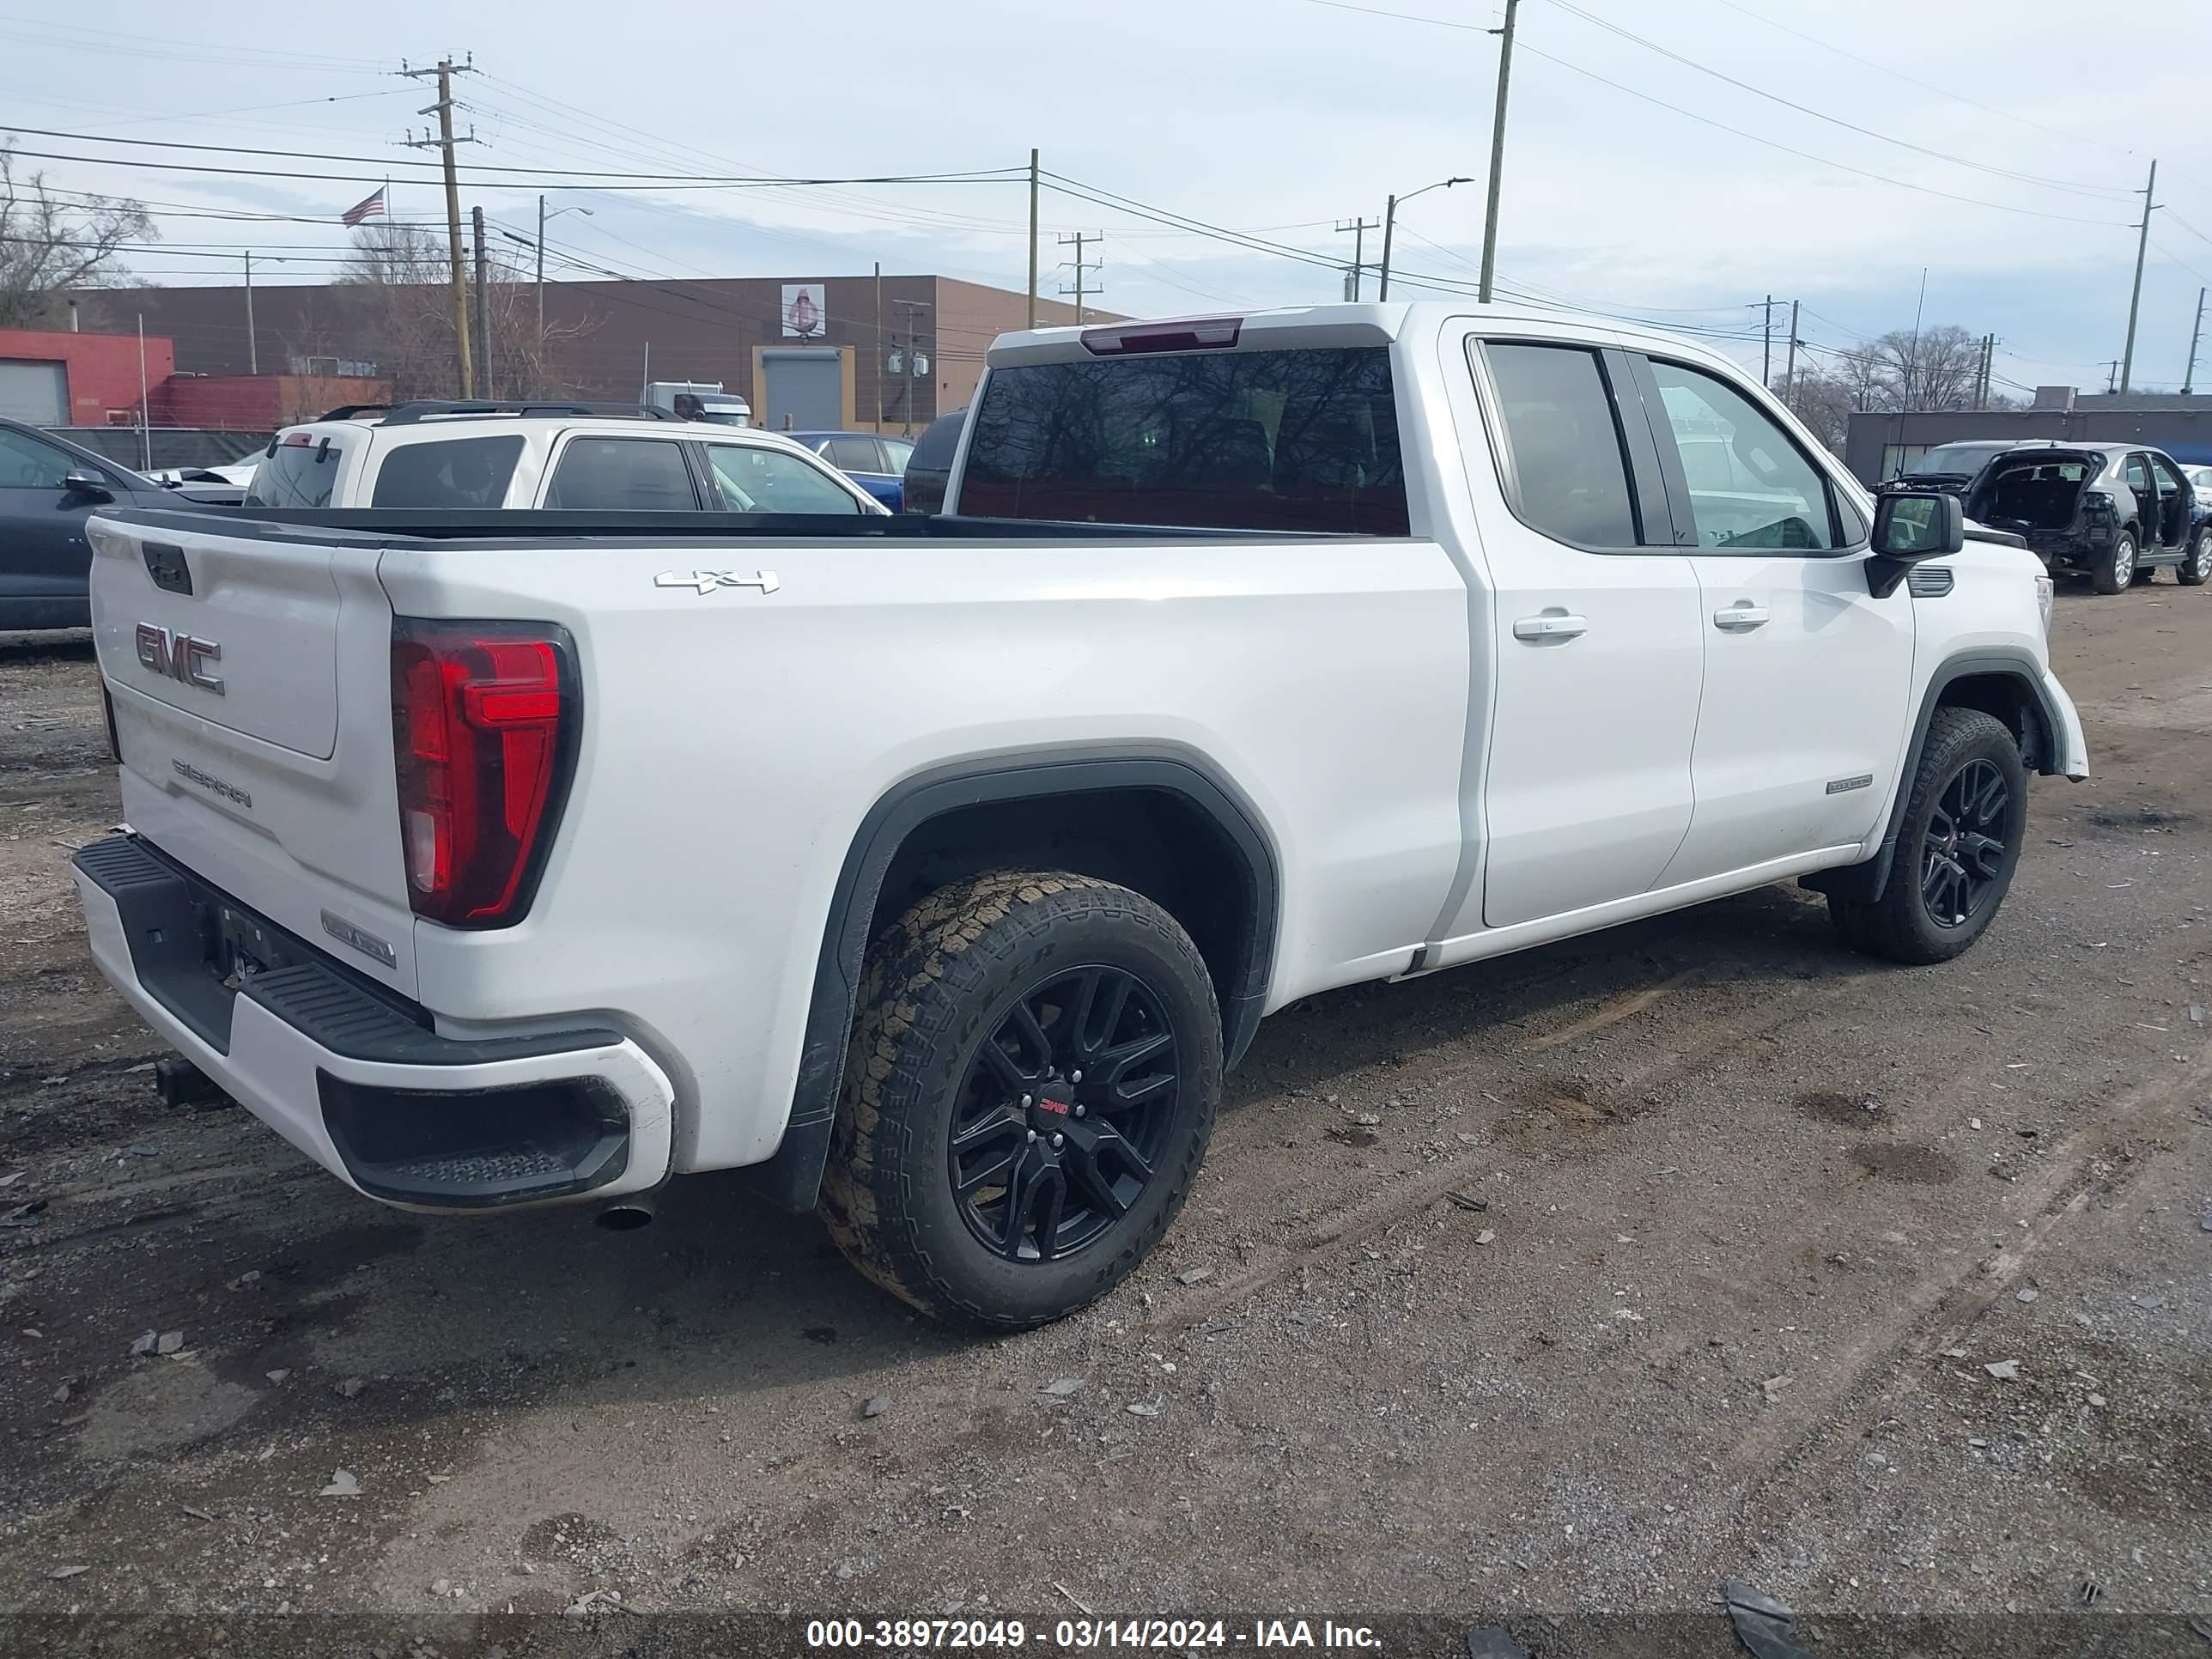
[62,469,113,501]
[1867,489,1962,598]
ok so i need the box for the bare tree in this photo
[1773,323,2021,456]
[1775,366,1860,455]
[0,142,156,327]
[1853,325,1988,412]
[336,222,593,401]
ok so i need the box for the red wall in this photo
[0,327,174,422]
[155,374,389,429]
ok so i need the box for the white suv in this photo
[242,400,886,517]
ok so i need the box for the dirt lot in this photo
[1,586,2208,1657]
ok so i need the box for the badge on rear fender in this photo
[653,568,780,595]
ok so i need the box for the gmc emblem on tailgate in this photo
[134,623,225,695]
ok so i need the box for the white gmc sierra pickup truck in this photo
[73,302,2088,1330]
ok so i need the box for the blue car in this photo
[784,431,915,512]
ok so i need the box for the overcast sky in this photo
[10,0,2212,394]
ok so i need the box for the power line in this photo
[1697,0,2136,159]
[0,123,1027,187]
[1543,0,2127,199]
[1297,0,2134,228]
[1510,40,2128,228]
[2148,240,2212,292]
[2163,207,2212,254]
[0,21,390,75]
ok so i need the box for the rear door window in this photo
[703,444,866,514]
[246,439,343,508]
[370,435,525,507]
[1480,342,1641,549]
[823,438,881,472]
[879,438,915,477]
[543,437,698,510]
[961,346,1407,533]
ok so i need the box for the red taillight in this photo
[390,620,576,927]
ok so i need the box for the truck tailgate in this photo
[86,514,421,995]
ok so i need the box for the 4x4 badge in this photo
[653,568,780,596]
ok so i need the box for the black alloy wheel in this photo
[1826,707,2027,965]
[818,870,1222,1330]
[949,963,1182,1263]
[1920,757,2010,929]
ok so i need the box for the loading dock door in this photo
[0,360,69,425]
[760,348,843,432]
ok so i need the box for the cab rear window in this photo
[245,440,342,508]
[960,346,1407,534]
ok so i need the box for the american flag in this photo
[340,186,386,228]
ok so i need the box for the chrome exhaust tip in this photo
[594,1198,657,1233]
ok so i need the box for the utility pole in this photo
[403,55,478,398]
[471,205,491,398]
[890,299,931,437]
[136,314,150,471]
[1378,197,1398,301]
[1783,298,1800,404]
[1335,216,1381,301]
[245,251,258,376]
[873,261,884,431]
[1026,148,1040,331]
[536,194,547,344]
[1761,294,1775,386]
[2181,285,2205,395]
[1477,0,1520,304]
[1058,231,1100,324]
[2106,360,2119,394]
[1905,266,1928,408]
[2120,158,2158,394]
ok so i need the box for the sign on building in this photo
[781,283,827,339]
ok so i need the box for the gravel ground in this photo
[0,586,2207,1658]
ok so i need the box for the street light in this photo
[534,193,593,341]
[1376,176,1471,302]
[244,252,286,375]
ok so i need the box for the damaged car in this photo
[1890,441,2209,593]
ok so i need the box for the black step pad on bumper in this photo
[74,834,620,1064]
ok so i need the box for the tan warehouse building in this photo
[87,274,1099,435]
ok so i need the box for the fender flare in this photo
[740,748,1281,1212]
[1803,649,2063,905]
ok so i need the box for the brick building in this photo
[88,273,1099,434]
[0,326,174,425]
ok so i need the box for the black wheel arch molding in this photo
[739,745,1282,1212]
[1802,649,2066,906]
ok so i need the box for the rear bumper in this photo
[72,834,674,1212]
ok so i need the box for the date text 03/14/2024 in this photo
[802,1619,1383,1649]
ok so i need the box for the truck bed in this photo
[100,506,1364,545]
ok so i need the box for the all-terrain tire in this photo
[1827,708,2028,965]
[2092,531,2138,594]
[2179,525,2212,586]
[817,870,1221,1332]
